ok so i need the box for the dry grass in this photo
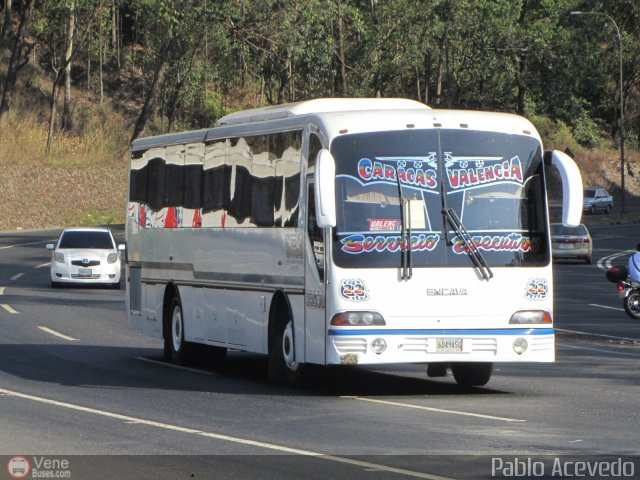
[0,103,130,167]
[0,102,130,230]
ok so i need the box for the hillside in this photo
[0,47,638,231]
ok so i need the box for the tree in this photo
[62,0,76,131]
[1,0,12,40]
[0,0,35,129]
[44,0,103,153]
[130,0,213,140]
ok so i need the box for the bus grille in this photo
[529,335,554,351]
[402,337,498,354]
[333,337,367,354]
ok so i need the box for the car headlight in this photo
[53,252,64,263]
[107,252,118,264]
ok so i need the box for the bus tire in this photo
[164,294,192,365]
[451,362,493,387]
[268,317,304,384]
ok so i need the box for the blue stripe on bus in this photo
[328,328,554,336]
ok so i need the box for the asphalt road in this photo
[0,225,639,480]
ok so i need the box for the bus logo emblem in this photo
[340,279,369,302]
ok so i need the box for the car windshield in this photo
[58,231,114,249]
[331,129,549,268]
[551,224,588,236]
[583,189,596,198]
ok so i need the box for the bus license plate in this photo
[78,268,92,277]
[436,338,463,353]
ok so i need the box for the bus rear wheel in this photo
[164,295,192,365]
[268,318,304,384]
[451,362,493,387]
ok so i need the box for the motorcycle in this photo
[606,265,640,319]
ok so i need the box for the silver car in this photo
[551,223,593,264]
[583,188,613,214]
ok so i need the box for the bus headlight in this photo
[513,338,528,354]
[509,310,552,324]
[331,311,385,326]
[371,338,387,354]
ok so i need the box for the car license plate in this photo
[436,338,463,353]
[78,268,92,277]
[557,244,572,249]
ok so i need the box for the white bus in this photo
[125,98,582,386]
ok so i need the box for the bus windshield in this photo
[331,129,549,269]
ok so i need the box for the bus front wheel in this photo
[451,362,493,387]
[268,318,304,384]
[164,295,192,365]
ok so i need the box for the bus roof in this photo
[130,98,540,153]
[215,98,430,126]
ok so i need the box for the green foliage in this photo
[64,209,123,227]
[573,112,607,149]
[530,115,581,153]
[2,0,640,149]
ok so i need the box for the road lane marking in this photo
[0,240,55,250]
[10,273,24,281]
[35,262,50,269]
[135,356,218,376]
[37,326,78,341]
[597,249,634,270]
[1,304,18,314]
[341,396,526,423]
[0,287,5,295]
[0,387,454,480]
[589,303,624,312]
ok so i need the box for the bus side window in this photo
[307,183,324,281]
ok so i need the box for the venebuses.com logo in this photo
[7,456,30,479]
[6,456,71,479]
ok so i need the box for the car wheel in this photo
[111,282,121,290]
[590,205,596,215]
[585,256,592,265]
[605,205,611,214]
[451,362,493,387]
[164,294,192,365]
[51,281,62,288]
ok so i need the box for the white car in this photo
[47,228,124,288]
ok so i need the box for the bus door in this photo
[304,179,327,364]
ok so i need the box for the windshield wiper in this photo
[396,173,412,280]
[442,207,493,281]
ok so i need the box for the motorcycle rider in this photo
[628,244,640,282]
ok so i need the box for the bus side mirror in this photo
[314,149,336,228]
[544,150,583,227]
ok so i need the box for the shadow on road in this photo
[0,343,508,397]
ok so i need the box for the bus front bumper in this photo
[327,328,554,365]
